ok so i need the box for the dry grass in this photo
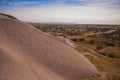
[48,27,120,80]
[75,42,120,80]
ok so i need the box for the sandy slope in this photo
[0,18,98,80]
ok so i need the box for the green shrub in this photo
[98,52,115,58]
[105,42,115,47]
[118,42,120,47]
[107,53,115,58]
[89,39,96,44]
[96,44,105,50]
[71,38,77,42]
[78,38,85,42]
[98,52,105,56]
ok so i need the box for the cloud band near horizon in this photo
[0,0,120,24]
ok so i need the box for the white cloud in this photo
[57,0,67,5]
[77,0,120,7]
[3,5,120,24]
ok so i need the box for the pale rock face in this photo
[0,14,9,19]
[0,14,99,80]
[0,13,17,19]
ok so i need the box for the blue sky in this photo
[0,0,120,24]
[0,0,119,7]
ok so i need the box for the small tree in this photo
[89,39,95,44]
[96,44,105,50]
[107,53,115,58]
[78,38,85,42]
[71,38,77,42]
[105,42,115,47]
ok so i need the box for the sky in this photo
[0,0,120,24]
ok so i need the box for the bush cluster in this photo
[89,39,96,44]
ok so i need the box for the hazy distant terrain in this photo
[31,23,120,80]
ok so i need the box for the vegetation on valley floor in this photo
[31,23,120,80]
